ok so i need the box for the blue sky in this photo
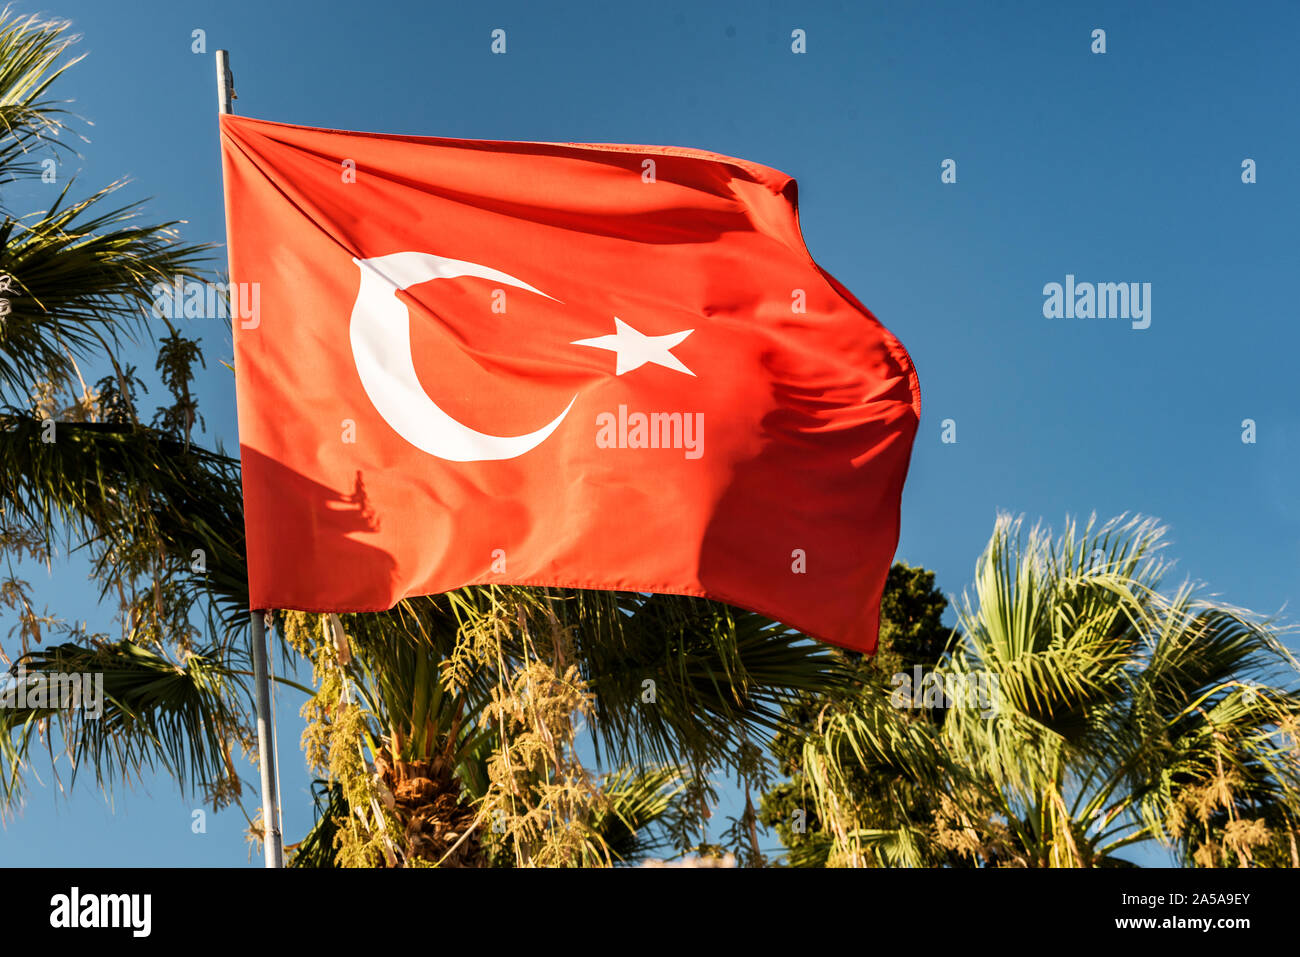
[2,0,1298,865]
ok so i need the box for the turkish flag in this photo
[219,115,920,653]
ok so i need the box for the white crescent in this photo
[349,251,576,461]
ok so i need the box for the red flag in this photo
[219,115,919,653]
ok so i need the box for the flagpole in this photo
[217,49,284,869]
[250,612,284,867]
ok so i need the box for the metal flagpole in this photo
[251,612,284,867]
[217,49,284,869]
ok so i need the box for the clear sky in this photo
[2,0,1297,866]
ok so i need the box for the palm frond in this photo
[0,637,249,811]
[0,182,208,401]
[0,414,248,628]
[592,765,685,863]
[0,7,81,188]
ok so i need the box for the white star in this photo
[571,317,696,377]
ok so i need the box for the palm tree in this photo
[0,8,250,818]
[792,514,1300,867]
[276,589,844,866]
[0,8,847,865]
